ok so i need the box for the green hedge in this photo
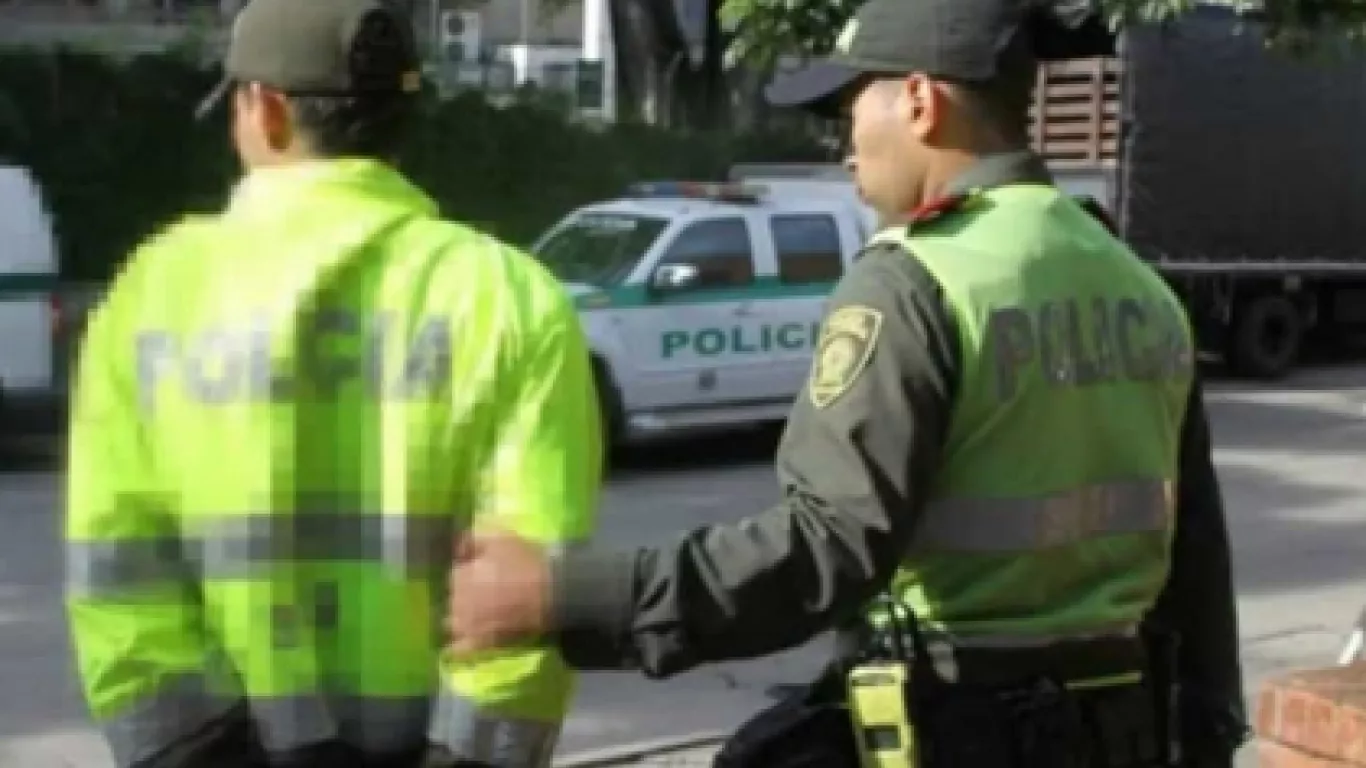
[0,48,830,281]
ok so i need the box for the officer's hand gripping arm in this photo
[432,276,603,763]
[551,246,960,677]
[1147,377,1248,763]
[65,294,239,767]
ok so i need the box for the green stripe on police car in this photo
[0,272,58,299]
[574,279,835,311]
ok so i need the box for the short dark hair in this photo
[286,92,414,159]
[954,70,1035,149]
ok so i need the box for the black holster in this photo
[911,666,1167,768]
[1141,623,1183,767]
[712,664,860,768]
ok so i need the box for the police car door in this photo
[754,209,853,399]
[626,214,777,410]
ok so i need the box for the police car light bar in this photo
[625,180,767,204]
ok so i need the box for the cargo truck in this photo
[745,6,1366,379]
[1035,5,1366,378]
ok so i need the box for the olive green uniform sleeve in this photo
[550,243,961,676]
[1147,377,1248,755]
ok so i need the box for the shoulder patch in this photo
[809,305,883,409]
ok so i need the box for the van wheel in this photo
[591,358,624,456]
[1227,293,1302,379]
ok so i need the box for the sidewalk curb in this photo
[553,731,730,767]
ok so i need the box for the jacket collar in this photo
[227,158,438,217]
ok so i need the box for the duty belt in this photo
[944,637,1146,688]
[840,596,1149,691]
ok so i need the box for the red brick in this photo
[1261,739,1350,768]
[1338,707,1366,765]
[1263,685,1285,735]
[1277,689,1323,751]
[1259,664,1366,765]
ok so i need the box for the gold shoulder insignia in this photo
[809,304,883,409]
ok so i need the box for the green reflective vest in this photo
[64,159,601,767]
[869,184,1193,646]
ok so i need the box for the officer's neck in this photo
[918,148,982,207]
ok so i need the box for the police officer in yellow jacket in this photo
[63,0,601,765]
[443,0,1247,765]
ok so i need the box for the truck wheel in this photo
[591,357,624,454]
[1227,293,1302,379]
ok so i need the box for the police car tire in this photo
[1228,292,1302,380]
[592,357,624,448]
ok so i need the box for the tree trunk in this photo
[610,0,675,124]
[609,0,744,129]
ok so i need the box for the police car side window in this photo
[770,214,843,284]
[661,217,755,290]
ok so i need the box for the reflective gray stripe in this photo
[105,674,530,761]
[108,683,559,764]
[101,669,244,767]
[67,511,458,593]
[911,479,1173,552]
[429,686,559,767]
[245,694,432,754]
[67,536,191,595]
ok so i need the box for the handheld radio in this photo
[847,595,928,768]
[848,661,917,768]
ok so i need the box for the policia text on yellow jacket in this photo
[63,159,603,767]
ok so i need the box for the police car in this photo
[531,178,877,445]
[0,165,62,442]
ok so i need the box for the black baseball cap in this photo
[766,0,1114,117]
[196,0,422,120]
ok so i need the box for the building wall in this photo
[476,0,582,47]
[0,0,585,51]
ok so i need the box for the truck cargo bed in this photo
[1121,8,1366,269]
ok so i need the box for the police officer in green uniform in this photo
[444,0,1248,764]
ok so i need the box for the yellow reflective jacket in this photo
[64,159,601,767]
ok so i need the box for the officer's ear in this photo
[236,81,295,154]
[897,73,944,142]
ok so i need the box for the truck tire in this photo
[1227,293,1303,379]
[591,357,624,452]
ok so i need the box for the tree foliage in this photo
[717,0,1366,66]
[0,47,830,282]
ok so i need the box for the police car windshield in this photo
[533,212,669,286]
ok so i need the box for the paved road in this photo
[5,363,1366,767]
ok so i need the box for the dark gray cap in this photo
[766,0,1114,117]
[196,0,422,120]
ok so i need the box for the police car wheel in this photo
[591,357,624,449]
[1227,292,1302,380]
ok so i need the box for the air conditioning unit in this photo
[437,9,481,63]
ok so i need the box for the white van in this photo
[0,165,61,438]
[531,179,876,445]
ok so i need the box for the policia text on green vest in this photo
[988,296,1192,399]
[661,322,822,359]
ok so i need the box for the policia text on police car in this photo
[444,0,1248,766]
